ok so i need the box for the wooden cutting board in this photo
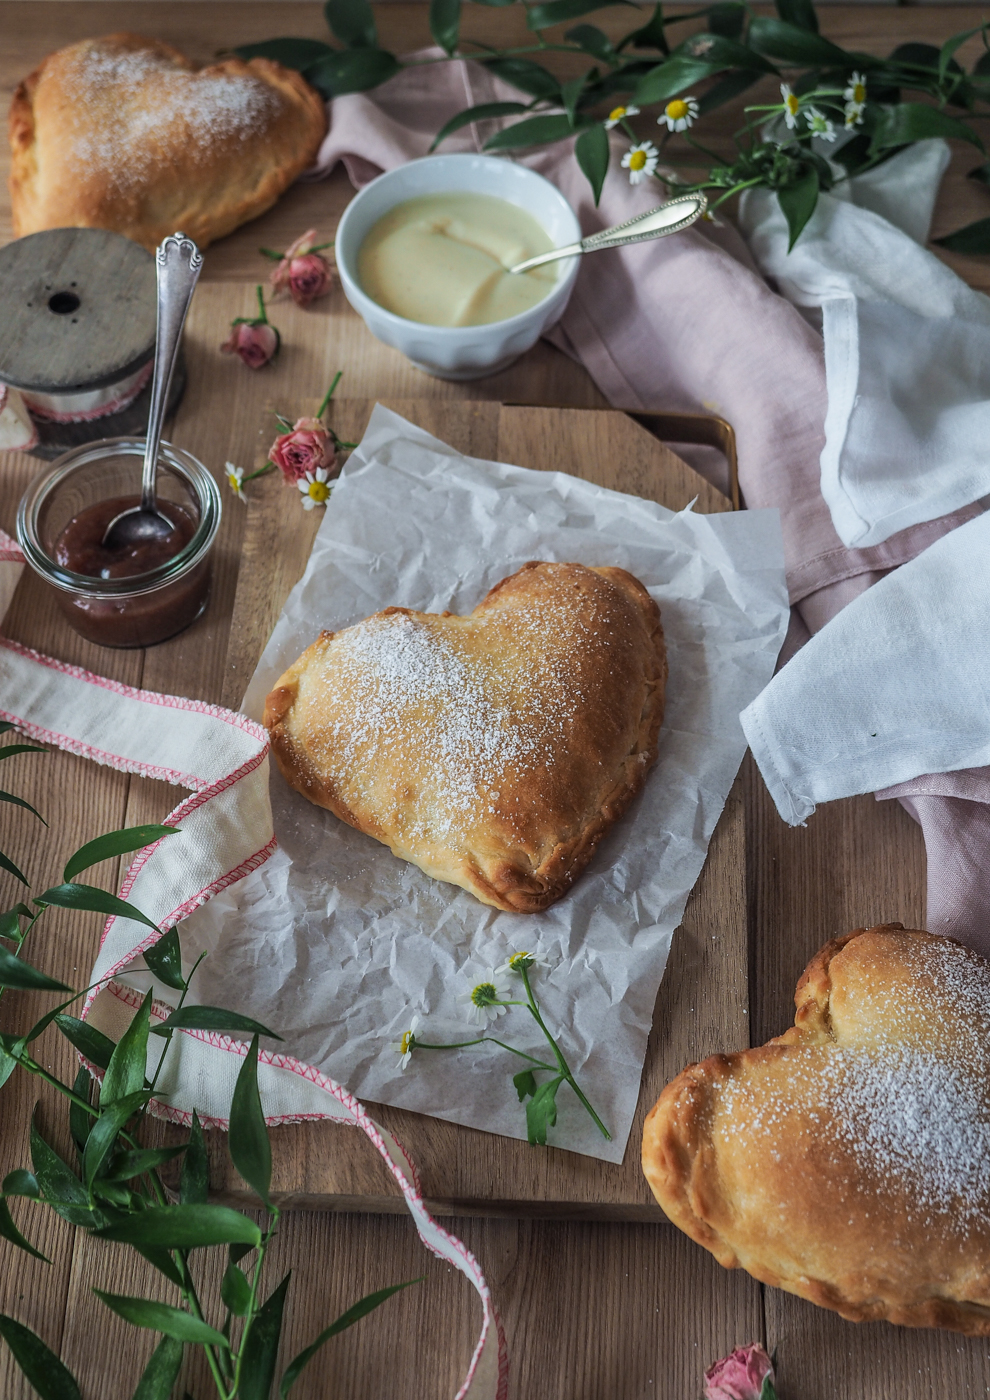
[169,397,746,1222]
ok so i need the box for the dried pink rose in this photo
[704,1344,775,1400]
[270,229,334,308]
[268,417,337,484]
[220,321,279,370]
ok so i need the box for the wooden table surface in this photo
[0,5,985,1398]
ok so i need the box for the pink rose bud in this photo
[269,421,337,484]
[704,1344,775,1400]
[220,322,279,370]
[282,252,333,308]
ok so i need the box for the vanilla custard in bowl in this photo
[357,192,557,327]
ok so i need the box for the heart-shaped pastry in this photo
[9,33,327,252]
[643,924,990,1334]
[264,561,667,912]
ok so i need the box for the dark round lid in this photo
[0,228,156,393]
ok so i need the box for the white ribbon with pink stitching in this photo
[0,628,506,1400]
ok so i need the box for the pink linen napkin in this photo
[309,55,989,950]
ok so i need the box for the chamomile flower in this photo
[457,967,511,1025]
[660,95,699,133]
[805,106,837,142]
[298,466,331,510]
[621,140,660,186]
[225,462,247,502]
[604,103,639,129]
[497,950,552,978]
[780,83,801,130]
[390,1014,421,1071]
[844,70,867,128]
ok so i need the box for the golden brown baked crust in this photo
[263,561,667,912]
[9,33,327,251]
[643,924,990,1335]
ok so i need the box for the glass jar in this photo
[17,437,222,648]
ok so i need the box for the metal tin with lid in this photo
[0,227,186,459]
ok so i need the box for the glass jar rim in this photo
[16,436,222,598]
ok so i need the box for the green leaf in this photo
[775,0,818,33]
[871,102,984,154]
[707,2,747,41]
[0,743,47,762]
[221,1262,253,1316]
[634,46,769,108]
[63,826,178,883]
[0,1314,81,1400]
[104,1146,185,1182]
[305,47,401,97]
[430,101,529,151]
[430,0,461,55]
[697,67,762,115]
[934,215,990,253]
[83,1090,149,1189]
[0,1198,49,1262]
[0,944,70,993]
[482,56,561,99]
[29,1116,94,1225]
[564,24,615,63]
[238,1273,290,1400]
[524,1075,562,1145]
[0,849,29,887]
[134,1247,184,1290]
[94,1293,230,1349]
[3,1168,39,1198]
[229,1036,272,1210]
[54,1015,115,1072]
[0,789,47,824]
[484,113,579,152]
[528,0,635,31]
[94,1204,262,1250]
[777,165,820,250]
[0,903,31,943]
[0,1041,17,1093]
[36,883,160,934]
[150,1006,282,1041]
[619,1,667,54]
[23,997,84,1050]
[513,1068,538,1102]
[142,927,185,992]
[759,1377,779,1400]
[976,49,990,79]
[279,1279,421,1395]
[101,991,151,1106]
[939,24,987,83]
[748,16,852,66]
[69,1066,94,1156]
[233,37,335,69]
[131,1335,184,1400]
[181,1110,209,1206]
[324,0,377,47]
[575,123,610,206]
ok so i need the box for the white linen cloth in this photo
[740,510,990,826]
[740,140,990,550]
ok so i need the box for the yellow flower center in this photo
[306,480,331,503]
[608,106,626,122]
[227,474,240,490]
[666,99,689,121]
[853,82,866,104]
[399,1030,413,1055]
[786,93,800,116]
[629,150,647,172]
[471,981,498,1007]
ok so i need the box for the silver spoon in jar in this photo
[507,191,707,275]
[101,232,203,549]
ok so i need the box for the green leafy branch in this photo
[394,951,610,1147]
[234,0,990,251]
[0,731,417,1398]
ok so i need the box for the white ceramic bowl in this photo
[335,154,581,381]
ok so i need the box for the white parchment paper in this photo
[179,406,788,1161]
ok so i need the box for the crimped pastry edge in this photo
[641,923,990,1336]
[263,562,667,913]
